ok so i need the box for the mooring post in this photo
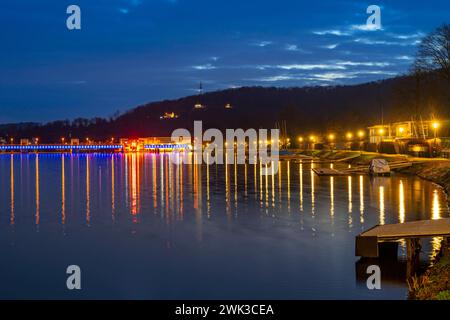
[443,237,450,256]
[406,238,421,278]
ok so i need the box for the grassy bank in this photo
[409,250,450,300]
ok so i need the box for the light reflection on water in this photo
[0,153,448,299]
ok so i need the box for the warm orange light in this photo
[346,133,353,139]
[378,128,385,135]
[298,137,303,142]
[433,122,439,129]
[358,130,365,138]
[398,127,404,133]
[328,134,335,140]
[309,135,315,142]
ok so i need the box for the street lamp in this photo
[433,121,439,147]
[357,130,365,139]
[346,132,353,140]
[328,134,335,150]
[309,135,315,150]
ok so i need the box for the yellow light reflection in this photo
[330,176,334,217]
[299,162,303,212]
[348,176,352,213]
[432,189,441,220]
[271,162,275,207]
[379,186,385,225]
[399,180,405,223]
[311,162,315,215]
[359,175,364,224]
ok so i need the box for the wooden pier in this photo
[356,219,450,277]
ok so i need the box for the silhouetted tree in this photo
[414,23,450,82]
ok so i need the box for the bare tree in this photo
[414,24,450,82]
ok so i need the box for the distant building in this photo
[194,103,206,109]
[120,137,191,152]
[368,120,450,144]
[368,119,450,157]
[160,112,179,119]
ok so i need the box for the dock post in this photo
[406,238,421,278]
[443,237,450,256]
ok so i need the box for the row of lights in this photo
[0,145,123,150]
[298,130,366,143]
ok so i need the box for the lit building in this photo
[159,112,179,119]
[368,120,450,143]
[368,119,450,157]
[120,137,191,152]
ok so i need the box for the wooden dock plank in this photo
[312,168,347,176]
[360,218,450,240]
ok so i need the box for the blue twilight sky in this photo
[0,0,449,123]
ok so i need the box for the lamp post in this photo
[328,134,335,150]
[346,132,353,150]
[297,137,303,150]
[309,136,315,150]
[432,122,439,157]
[433,122,439,143]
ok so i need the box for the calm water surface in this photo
[0,153,448,299]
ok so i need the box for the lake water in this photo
[0,153,448,299]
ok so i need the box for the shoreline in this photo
[297,150,450,300]
[296,150,450,206]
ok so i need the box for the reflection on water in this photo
[0,153,448,299]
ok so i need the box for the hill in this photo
[1,72,449,142]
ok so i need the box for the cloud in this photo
[192,64,216,70]
[350,24,382,31]
[252,41,273,47]
[321,44,339,49]
[395,55,414,61]
[277,64,346,70]
[256,75,296,82]
[313,30,350,36]
[388,32,424,40]
[353,38,419,46]
[311,72,357,81]
[118,8,129,14]
[336,61,390,67]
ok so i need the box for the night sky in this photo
[1,0,449,123]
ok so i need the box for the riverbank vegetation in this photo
[409,249,450,300]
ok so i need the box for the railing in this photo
[0,144,123,151]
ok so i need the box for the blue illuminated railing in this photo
[144,144,190,149]
[0,145,123,151]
